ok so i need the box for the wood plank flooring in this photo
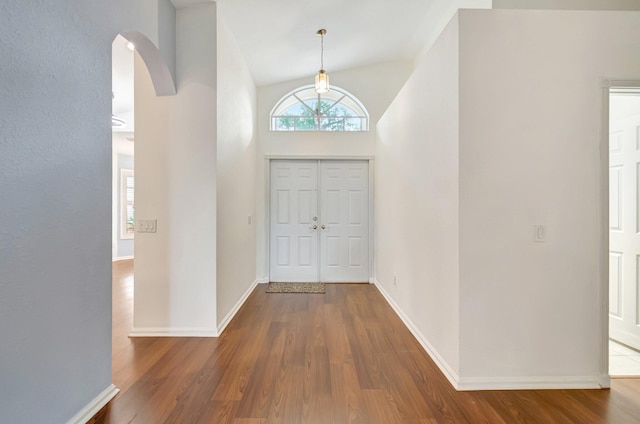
[95,260,640,423]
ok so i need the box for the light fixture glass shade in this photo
[315,70,330,94]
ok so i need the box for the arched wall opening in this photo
[110,30,177,366]
[119,32,176,97]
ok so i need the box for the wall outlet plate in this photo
[137,219,157,233]
[534,224,545,242]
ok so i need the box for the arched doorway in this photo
[110,29,175,393]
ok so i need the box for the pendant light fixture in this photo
[314,29,329,94]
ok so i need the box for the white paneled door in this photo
[270,161,319,282]
[609,114,640,351]
[270,160,369,283]
[320,161,369,282]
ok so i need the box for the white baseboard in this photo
[66,384,119,424]
[217,279,259,335]
[112,255,134,262]
[129,327,218,337]
[373,279,461,389]
[598,374,611,388]
[369,277,374,284]
[457,376,603,391]
[373,278,607,392]
[257,278,269,284]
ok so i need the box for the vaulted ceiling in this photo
[218,0,437,86]
[113,0,442,128]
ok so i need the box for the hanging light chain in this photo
[317,29,326,71]
[315,29,329,94]
[320,31,324,71]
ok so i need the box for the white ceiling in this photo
[112,0,440,122]
[219,0,437,86]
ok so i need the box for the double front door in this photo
[270,160,369,283]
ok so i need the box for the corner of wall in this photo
[373,280,460,389]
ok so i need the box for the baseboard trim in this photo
[457,376,603,391]
[217,279,259,335]
[373,279,606,392]
[66,384,119,424]
[112,256,134,262]
[599,374,611,388]
[257,278,269,284]
[373,279,461,390]
[129,327,218,337]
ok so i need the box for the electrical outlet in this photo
[393,275,397,286]
[248,215,252,225]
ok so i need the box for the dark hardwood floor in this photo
[95,260,640,423]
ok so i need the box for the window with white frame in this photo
[120,169,134,239]
[270,85,369,132]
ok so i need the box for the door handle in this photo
[321,225,327,230]
[310,225,318,230]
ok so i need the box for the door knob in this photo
[310,225,318,230]
[321,225,326,230]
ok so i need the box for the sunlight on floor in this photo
[122,275,133,301]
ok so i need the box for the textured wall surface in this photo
[0,1,175,422]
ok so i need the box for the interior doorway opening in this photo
[111,35,137,390]
[112,34,135,263]
[110,27,177,384]
[608,86,640,377]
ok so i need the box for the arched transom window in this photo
[270,85,369,132]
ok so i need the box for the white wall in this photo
[133,50,172,331]
[457,9,640,388]
[256,61,413,280]
[216,13,258,328]
[377,8,640,390]
[414,0,492,60]
[376,16,461,380]
[493,0,640,10]
[134,3,218,336]
[0,1,176,422]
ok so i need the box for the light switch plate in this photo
[534,224,545,242]
[137,219,157,233]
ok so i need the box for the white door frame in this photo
[600,79,640,385]
[265,155,375,283]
